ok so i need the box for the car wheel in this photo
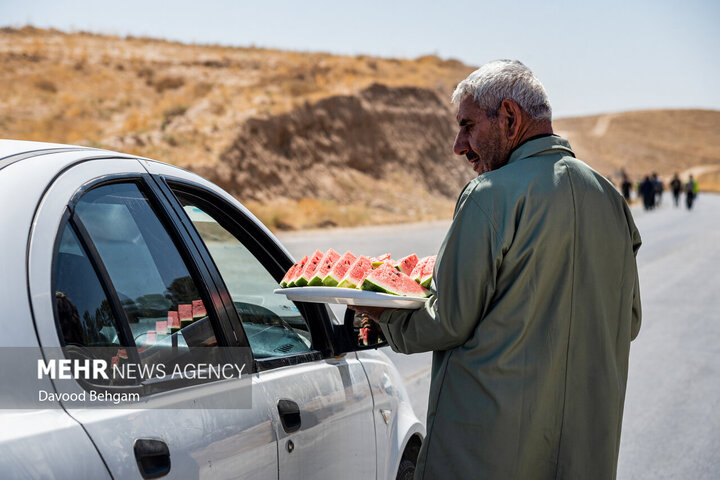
[396,458,415,480]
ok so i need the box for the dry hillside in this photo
[2,27,719,229]
[555,110,720,183]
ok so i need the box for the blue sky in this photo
[2,0,718,118]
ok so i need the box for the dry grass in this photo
[245,197,455,231]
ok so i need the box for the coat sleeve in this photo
[630,224,642,341]
[377,192,501,353]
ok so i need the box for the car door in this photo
[145,163,377,480]
[28,157,278,479]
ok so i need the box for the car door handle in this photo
[277,399,301,433]
[133,438,171,479]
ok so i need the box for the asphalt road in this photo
[277,192,720,479]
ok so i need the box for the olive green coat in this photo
[378,136,641,480]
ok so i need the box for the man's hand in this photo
[347,305,387,322]
[350,309,386,346]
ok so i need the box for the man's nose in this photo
[453,132,468,156]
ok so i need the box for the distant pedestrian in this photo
[653,173,664,206]
[685,175,698,210]
[670,173,682,207]
[621,173,633,203]
[639,176,655,210]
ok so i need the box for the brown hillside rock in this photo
[205,83,473,203]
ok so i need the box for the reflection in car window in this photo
[54,224,121,349]
[73,182,221,373]
[174,194,313,359]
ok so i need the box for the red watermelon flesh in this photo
[287,255,309,287]
[192,299,207,319]
[338,256,373,288]
[294,250,324,287]
[361,263,430,297]
[419,256,436,288]
[323,251,357,286]
[168,311,181,332]
[394,254,419,276]
[371,253,392,268]
[308,249,340,286]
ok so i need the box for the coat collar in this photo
[506,135,575,166]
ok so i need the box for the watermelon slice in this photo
[394,254,419,276]
[308,249,341,286]
[294,250,324,287]
[168,311,181,332]
[337,256,373,289]
[323,251,357,286]
[146,330,157,345]
[410,256,431,282]
[286,255,308,287]
[192,299,207,319]
[179,304,193,328]
[371,253,392,268]
[280,261,300,287]
[419,256,436,288]
[361,263,430,297]
[156,320,168,338]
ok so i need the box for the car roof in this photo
[0,139,100,159]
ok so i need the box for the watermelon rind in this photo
[308,249,340,286]
[370,253,392,268]
[359,277,389,293]
[360,263,430,298]
[322,275,341,287]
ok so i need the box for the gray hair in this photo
[451,60,552,121]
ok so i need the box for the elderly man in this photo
[354,60,642,479]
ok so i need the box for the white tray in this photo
[274,287,428,309]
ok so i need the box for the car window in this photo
[70,182,223,374]
[55,223,122,349]
[173,193,313,359]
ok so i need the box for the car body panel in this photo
[0,409,111,479]
[258,355,376,480]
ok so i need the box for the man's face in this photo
[453,95,510,175]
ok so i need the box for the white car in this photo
[0,140,424,480]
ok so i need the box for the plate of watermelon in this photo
[274,249,435,309]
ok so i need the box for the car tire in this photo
[396,458,415,480]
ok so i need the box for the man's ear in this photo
[498,99,524,140]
